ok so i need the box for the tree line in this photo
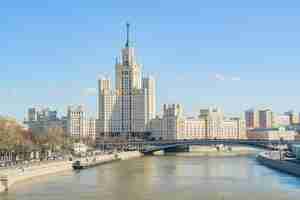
[0,116,95,154]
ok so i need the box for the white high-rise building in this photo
[97,24,156,139]
[67,105,88,138]
[87,118,96,140]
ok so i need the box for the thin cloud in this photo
[0,88,18,97]
[82,88,97,96]
[214,73,225,81]
[213,74,241,81]
[97,73,110,80]
[49,88,65,96]
[231,77,241,81]
[175,74,188,82]
[97,74,105,80]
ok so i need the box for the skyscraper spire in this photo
[125,22,130,48]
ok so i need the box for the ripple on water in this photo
[1,156,300,200]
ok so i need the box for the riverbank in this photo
[0,151,142,193]
[0,160,72,193]
[257,151,300,177]
[156,145,260,156]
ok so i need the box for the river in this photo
[1,154,300,200]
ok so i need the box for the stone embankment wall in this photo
[0,151,142,193]
[117,151,142,160]
[257,152,300,176]
[0,161,72,192]
[78,154,116,165]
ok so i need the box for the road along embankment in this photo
[0,151,143,193]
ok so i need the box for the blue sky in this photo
[1,0,300,120]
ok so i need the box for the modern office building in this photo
[25,107,65,135]
[97,24,156,139]
[25,106,96,139]
[245,109,260,129]
[245,108,274,129]
[259,109,273,128]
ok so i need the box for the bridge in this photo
[97,139,300,154]
[141,144,190,155]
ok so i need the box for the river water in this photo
[1,154,300,200]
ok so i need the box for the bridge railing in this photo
[97,139,298,149]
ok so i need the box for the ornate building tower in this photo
[97,24,156,140]
[115,23,142,95]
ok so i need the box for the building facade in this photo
[284,110,299,125]
[259,109,273,128]
[67,105,89,138]
[149,104,246,140]
[25,107,66,135]
[272,114,290,127]
[97,24,156,139]
[245,109,260,129]
[245,108,274,129]
[247,127,297,141]
[87,118,96,140]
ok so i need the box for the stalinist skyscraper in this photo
[97,24,156,139]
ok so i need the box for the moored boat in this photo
[257,152,300,177]
[72,154,121,170]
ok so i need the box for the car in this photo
[47,156,55,160]
[57,156,64,160]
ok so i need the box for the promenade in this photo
[0,151,142,193]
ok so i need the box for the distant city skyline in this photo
[2,0,300,120]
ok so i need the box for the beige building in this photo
[222,118,246,139]
[149,104,246,140]
[247,128,297,141]
[97,24,156,139]
[160,104,183,140]
[176,117,207,140]
[285,110,299,125]
[67,105,88,138]
[272,114,290,127]
[148,116,163,140]
[87,118,96,140]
